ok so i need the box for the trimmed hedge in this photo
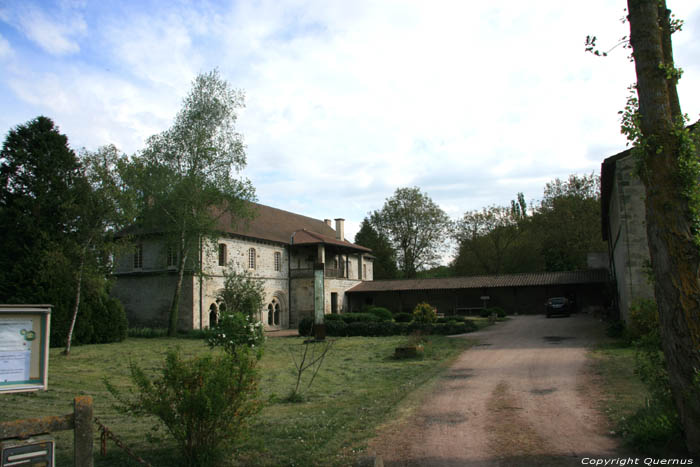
[325,320,477,337]
[365,306,393,322]
[480,307,506,318]
[337,313,380,324]
[393,312,412,323]
[298,317,314,336]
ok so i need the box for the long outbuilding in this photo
[345,269,611,316]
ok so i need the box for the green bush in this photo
[92,297,128,343]
[626,299,659,343]
[339,313,380,323]
[128,327,168,338]
[298,317,314,337]
[324,320,477,337]
[412,302,437,324]
[106,348,262,467]
[207,312,265,357]
[393,312,412,323]
[488,307,506,318]
[606,320,625,338]
[621,402,682,450]
[366,306,393,322]
[479,308,490,318]
[436,316,466,324]
[324,314,343,321]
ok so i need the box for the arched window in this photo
[248,248,256,269]
[267,303,273,325]
[209,304,218,327]
[274,252,281,271]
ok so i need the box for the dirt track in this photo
[368,314,624,466]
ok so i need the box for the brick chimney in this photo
[334,218,345,241]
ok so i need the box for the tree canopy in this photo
[369,187,450,278]
[354,218,398,279]
[0,116,127,347]
[121,70,256,335]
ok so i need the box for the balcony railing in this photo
[289,266,348,279]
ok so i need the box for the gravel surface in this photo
[368,314,625,466]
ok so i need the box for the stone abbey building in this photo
[111,203,373,331]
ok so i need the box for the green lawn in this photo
[0,334,474,466]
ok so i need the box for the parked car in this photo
[545,297,570,318]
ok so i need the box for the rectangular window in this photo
[133,244,143,269]
[218,244,227,266]
[363,263,367,280]
[274,252,281,272]
[166,246,176,268]
[248,248,256,269]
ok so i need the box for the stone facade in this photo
[601,150,654,322]
[111,203,373,331]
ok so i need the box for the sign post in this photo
[0,305,51,394]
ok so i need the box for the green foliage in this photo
[0,116,129,348]
[365,306,393,322]
[323,320,476,337]
[298,317,314,336]
[412,302,437,323]
[337,312,381,323]
[216,269,265,319]
[487,307,506,318]
[369,187,451,278]
[393,312,413,323]
[606,321,625,338]
[354,218,398,279]
[105,348,262,467]
[207,312,264,358]
[121,70,256,336]
[625,299,659,343]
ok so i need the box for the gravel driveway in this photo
[369,314,624,466]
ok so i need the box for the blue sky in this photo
[1,0,700,248]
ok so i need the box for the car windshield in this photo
[549,298,566,305]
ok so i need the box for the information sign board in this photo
[0,305,51,394]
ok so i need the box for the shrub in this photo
[626,299,659,343]
[92,297,129,343]
[324,314,343,321]
[412,302,437,324]
[479,308,491,318]
[488,307,506,318]
[436,316,465,324]
[606,320,625,338]
[339,313,380,324]
[217,270,265,318]
[298,317,314,336]
[128,327,168,338]
[106,348,262,467]
[393,312,413,323]
[366,306,393,322]
[207,312,265,357]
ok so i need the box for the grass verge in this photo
[0,334,473,466]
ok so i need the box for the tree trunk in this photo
[628,0,700,453]
[168,230,188,337]
[64,244,87,356]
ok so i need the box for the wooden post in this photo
[73,396,93,467]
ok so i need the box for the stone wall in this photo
[608,155,654,322]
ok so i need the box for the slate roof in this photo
[291,229,371,252]
[346,269,610,293]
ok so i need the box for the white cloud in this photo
[14,5,86,55]
[1,0,699,265]
[0,33,12,59]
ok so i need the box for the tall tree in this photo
[354,218,398,279]
[624,0,700,452]
[0,116,127,347]
[534,173,606,271]
[123,70,255,336]
[369,187,450,278]
[453,205,524,275]
[64,145,133,355]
